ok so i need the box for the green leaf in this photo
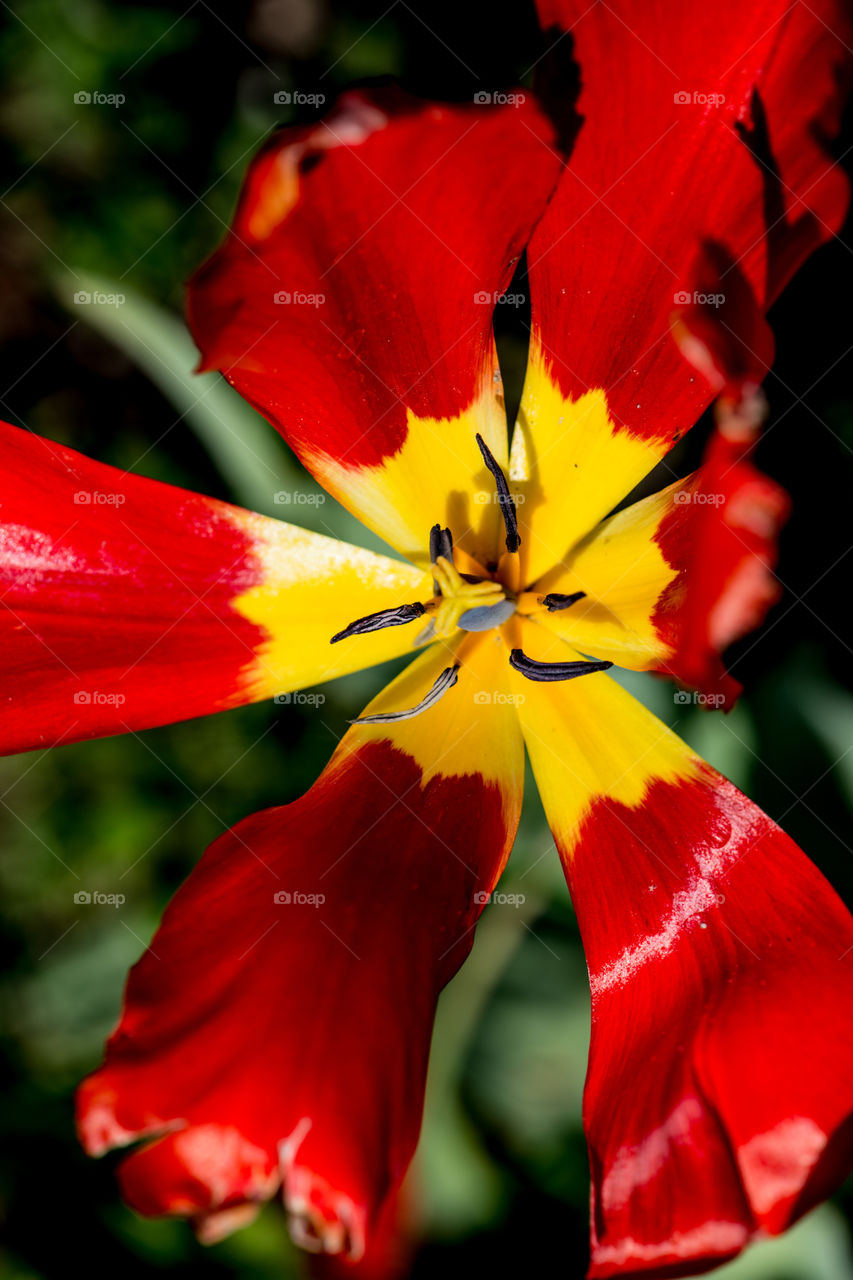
[415,891,540,1236]
[55,270,299,514]
[797,680,853,806]
[52,271,393,554]
[678,701,757,790]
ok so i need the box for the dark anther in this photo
[349,664,460,724]
[541,591,586,612]
[475,432,521,553]
[331,602,425,645]
[429,524,454,564]
[429,523,454,594]
[509,649,612,682]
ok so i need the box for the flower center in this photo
[419,547,515,643]
[327,433,613,723]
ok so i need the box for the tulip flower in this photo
[1,1,851,1275]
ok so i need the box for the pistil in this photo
[415,554,510,644]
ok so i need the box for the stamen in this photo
[349,664,460,724]
[541,591,587,612]
[429,523,453,595]
[475,433,521,553]
[509,649,612,682]
[330,602,426,644]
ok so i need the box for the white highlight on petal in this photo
[0,524,87,581]
[589,786,767,996]
[590,878,718,995]
[602,1096,704,1211]
[592,1219,750,1268]
[739,1116,827,1216]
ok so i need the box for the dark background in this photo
[0,1,851,1276]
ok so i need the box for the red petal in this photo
[0,422,262,751]
[510,647,853,1276]
[308,1191,412,1280]
[77,643,524,1258]
[574,769,853,1276]
[0,420,432,754]
[528,0,850,448]
[655,436,789,707]
[671,244,775,412]
[187,88,563,563]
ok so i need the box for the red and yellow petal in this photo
[0,422,432,754]
[188,87,565,568]
[507,619,853,1277]
[521,478,690,673]
[77,638,524,1256]
[523,464,786,706]
[510,0,850,587]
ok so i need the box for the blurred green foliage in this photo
[0,1,852,1277]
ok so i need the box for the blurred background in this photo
[0,1,851,1275]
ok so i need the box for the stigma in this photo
[416,545,515,644]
